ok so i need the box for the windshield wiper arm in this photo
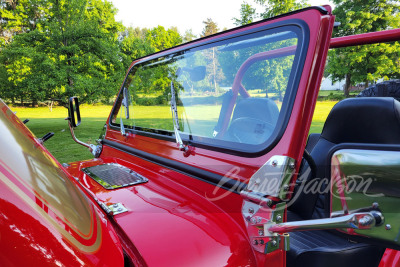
[170,81,187,151]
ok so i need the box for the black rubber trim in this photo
[102,139,247,194]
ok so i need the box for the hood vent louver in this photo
[82,163,148,189]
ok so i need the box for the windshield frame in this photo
[109,19,310,157]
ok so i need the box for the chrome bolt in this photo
[265,199,272,207]
[276,215,282,222]
[260,239,265,245]
[251,217,257,224]
[372,202,379,209]
[253,239,258,245]
[283,185,290,191]
[113,204,119,208]
[289,161,295,170]
[248,207,254,214]
[117,208,123,212]
[386,224,392,230]
[271,240,277,247]
[258,229,264,236]
[272,160,278,167]
[257,217,262,223]
[359,215,373,226]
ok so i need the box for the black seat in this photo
[287,97,400,267]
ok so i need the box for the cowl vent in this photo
[82,163,148,189]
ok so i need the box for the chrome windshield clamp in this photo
[246,155,296,201]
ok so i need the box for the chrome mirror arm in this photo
[67,121,101,157]
[268,211,384,234]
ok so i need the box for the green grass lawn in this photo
[13,101,338,164]
[310,101,337,134]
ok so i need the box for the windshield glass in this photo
[111,25,304,152]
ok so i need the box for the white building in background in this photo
[320,76,344,90]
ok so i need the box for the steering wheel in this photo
[227,117,275,144]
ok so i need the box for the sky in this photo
[109,0,335,37]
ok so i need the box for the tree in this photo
[119,27,155,69]
[182,29,196,43]
[255,0,309,18]
[230,1,305,100]
[201,19,224,93]
[326,0,400,96]
[145,26,182,52]
[0,0,48,47]
[233,2,256,26]
[0,0,125,105]
[201,18,219,36]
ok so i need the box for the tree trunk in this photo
[365,80,369,90]
[344,74,351,97]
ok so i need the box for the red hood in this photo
[67,155,257,267]
[0,101,124,266]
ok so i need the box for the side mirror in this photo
[68,96,81,127]
[330,149,400,249]
[66,97,102,157]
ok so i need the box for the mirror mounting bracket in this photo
[67,119,102,157]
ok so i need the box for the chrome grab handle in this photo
[268,212,383,234]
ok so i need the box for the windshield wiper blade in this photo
[170,81,187,151]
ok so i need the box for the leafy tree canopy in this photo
[326,0,400,96]
[0,0,188,105]
[233,2,256,26]
[201,18,219,37]
[255,0,308,19]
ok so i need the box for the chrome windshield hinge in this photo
[240,155,296,254]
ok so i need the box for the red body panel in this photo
[66,155,256,266]
[0,101,125,266]
[379,249,400,267]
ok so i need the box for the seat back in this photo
[290,97,400,219]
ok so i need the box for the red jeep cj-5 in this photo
[2,5,400,267]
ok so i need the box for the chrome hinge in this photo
[107,203,128,215]
[241,155,295,254]
[242,201,290,254]
[91,195,128,216]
